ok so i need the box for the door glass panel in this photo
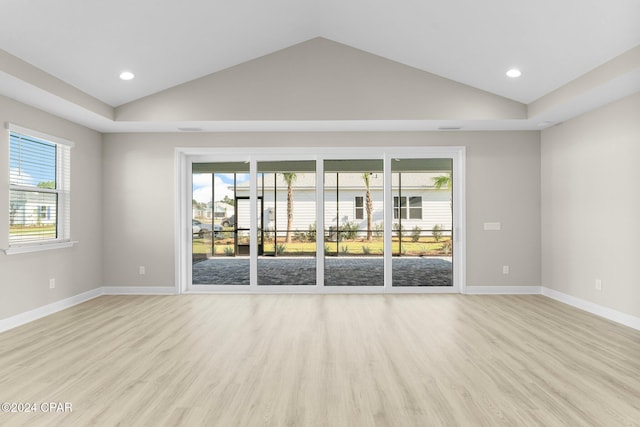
[235,197,252,255]
[257,161,316,285]
[324,160,384,286]
[191,162,250,285]
[391,159,453,286]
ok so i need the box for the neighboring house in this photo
[234,172,452,235]
[192,205,206,219]
[9,193,56,227]
[212,201,234,220]
[193,201,234,220]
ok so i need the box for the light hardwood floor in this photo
[0,294,639,426]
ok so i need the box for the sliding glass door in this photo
[323,160,384,286]
[391,159,453,287]
[184,148,462,292]
[191,162,250,285]
[257,161,316,286]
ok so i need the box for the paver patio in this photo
[192,257,452,286]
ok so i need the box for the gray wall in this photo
[102,131,541,289]
[542,92,640,318]
[115,38,526,122]
[0,95,103,320]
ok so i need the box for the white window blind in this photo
[7,124,72,247]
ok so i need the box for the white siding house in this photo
[9,192,56,227]
[193,201,234,220]
[235,173,452,235]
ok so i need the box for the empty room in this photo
[1,0,639,425]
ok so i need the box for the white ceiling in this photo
[2,0,639,108]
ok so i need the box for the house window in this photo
[355,196,364,220]
[394,196,422,219]
[409,196,422,219]
[393,196,406,219]
[8,125,72,248]
[38,205,49,220]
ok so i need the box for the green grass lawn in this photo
[10,224,56,238]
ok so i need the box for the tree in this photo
[432,173,452,192]
[37,181,55,189]
[433,172,453,221]
[282,173,297,243]
[222,195,235,206]
[362,173,374,241]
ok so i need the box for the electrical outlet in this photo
[595,279,602,291]
[502,265,510,275]
[49,278,55,289]
[139,266,146,275]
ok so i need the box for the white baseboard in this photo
[0,287,103,333]
[1,286,178,333]
[465,286,542,295]
[102,286,178,295]
[3,285,637,334]
[542,287,640,331]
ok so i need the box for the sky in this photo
[9,133,56,187]
[192,173,249,204]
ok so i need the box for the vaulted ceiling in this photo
[1,0,639,132]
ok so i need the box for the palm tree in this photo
[432,172,452,192]
[282,173,297,243]
[362,173,374,241]
[433,172,453,230]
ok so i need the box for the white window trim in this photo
[4,240,77,255]
[175,146,466,295]
[4,123,76,255]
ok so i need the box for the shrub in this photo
[411,225,421,242]
[393,223,405,239]
[442,240,452,255]
[276,244,287,255]
[223,246,234,256]
[362,245,371,255]
[293,230,307,242]
[306,223,317,242]
[339,222,359,240]
[340,245,350,255]
[432,224,443,242]
[374,223,384,238]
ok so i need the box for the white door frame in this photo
[175,146,466,294]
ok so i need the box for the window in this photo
[354,196,364,220]
[409,196,422,219]
[393,196,406,219]
[7,125,73,251]
[38,205,49,220]
[393,196,422,219]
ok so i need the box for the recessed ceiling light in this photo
[119,71,135,81]
[506,69,522,78]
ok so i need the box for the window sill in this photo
[4,241,78,255]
